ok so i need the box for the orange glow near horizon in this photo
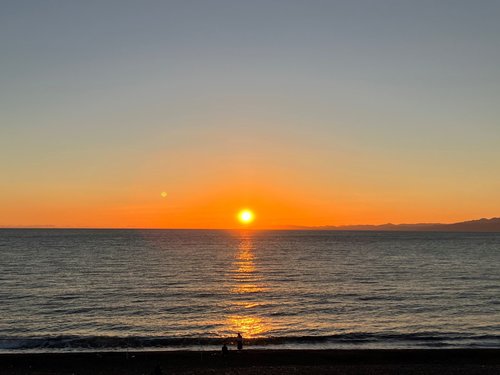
[2,162,499,229]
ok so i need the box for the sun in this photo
[237,209,255,225]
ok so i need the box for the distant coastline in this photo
[273,217,500,232]
[2,217,500,232]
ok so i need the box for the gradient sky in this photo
[1,1,500,228]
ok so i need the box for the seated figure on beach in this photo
[236,333,243,350]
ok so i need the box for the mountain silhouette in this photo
[275,217,500,232]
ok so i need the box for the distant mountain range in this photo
[2,217,500,232]
[277,217,500,232]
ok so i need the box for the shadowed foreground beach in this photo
[1,349,499,375]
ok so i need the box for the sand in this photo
[0,349,499,375]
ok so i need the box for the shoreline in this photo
[1,349,499,374]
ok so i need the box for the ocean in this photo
[1,229,499,352]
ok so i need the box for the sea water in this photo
[0,229,499,352]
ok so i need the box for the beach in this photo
[1,349,499,375]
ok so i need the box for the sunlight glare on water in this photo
[0,229,499,351]
[226,233,272,338]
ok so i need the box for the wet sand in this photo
[0,349,499,374]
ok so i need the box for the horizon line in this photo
[1,216,498,231]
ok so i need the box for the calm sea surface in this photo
[1,229,499,352]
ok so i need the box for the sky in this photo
[1,0,500,228]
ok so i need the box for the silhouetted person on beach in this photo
[222,343,228,356]
[236,333,243,351]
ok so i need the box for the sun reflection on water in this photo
[230,235,266,294]
[227,315,268,338]
[225,233,273,338]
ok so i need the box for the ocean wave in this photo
[1,333,499,351]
